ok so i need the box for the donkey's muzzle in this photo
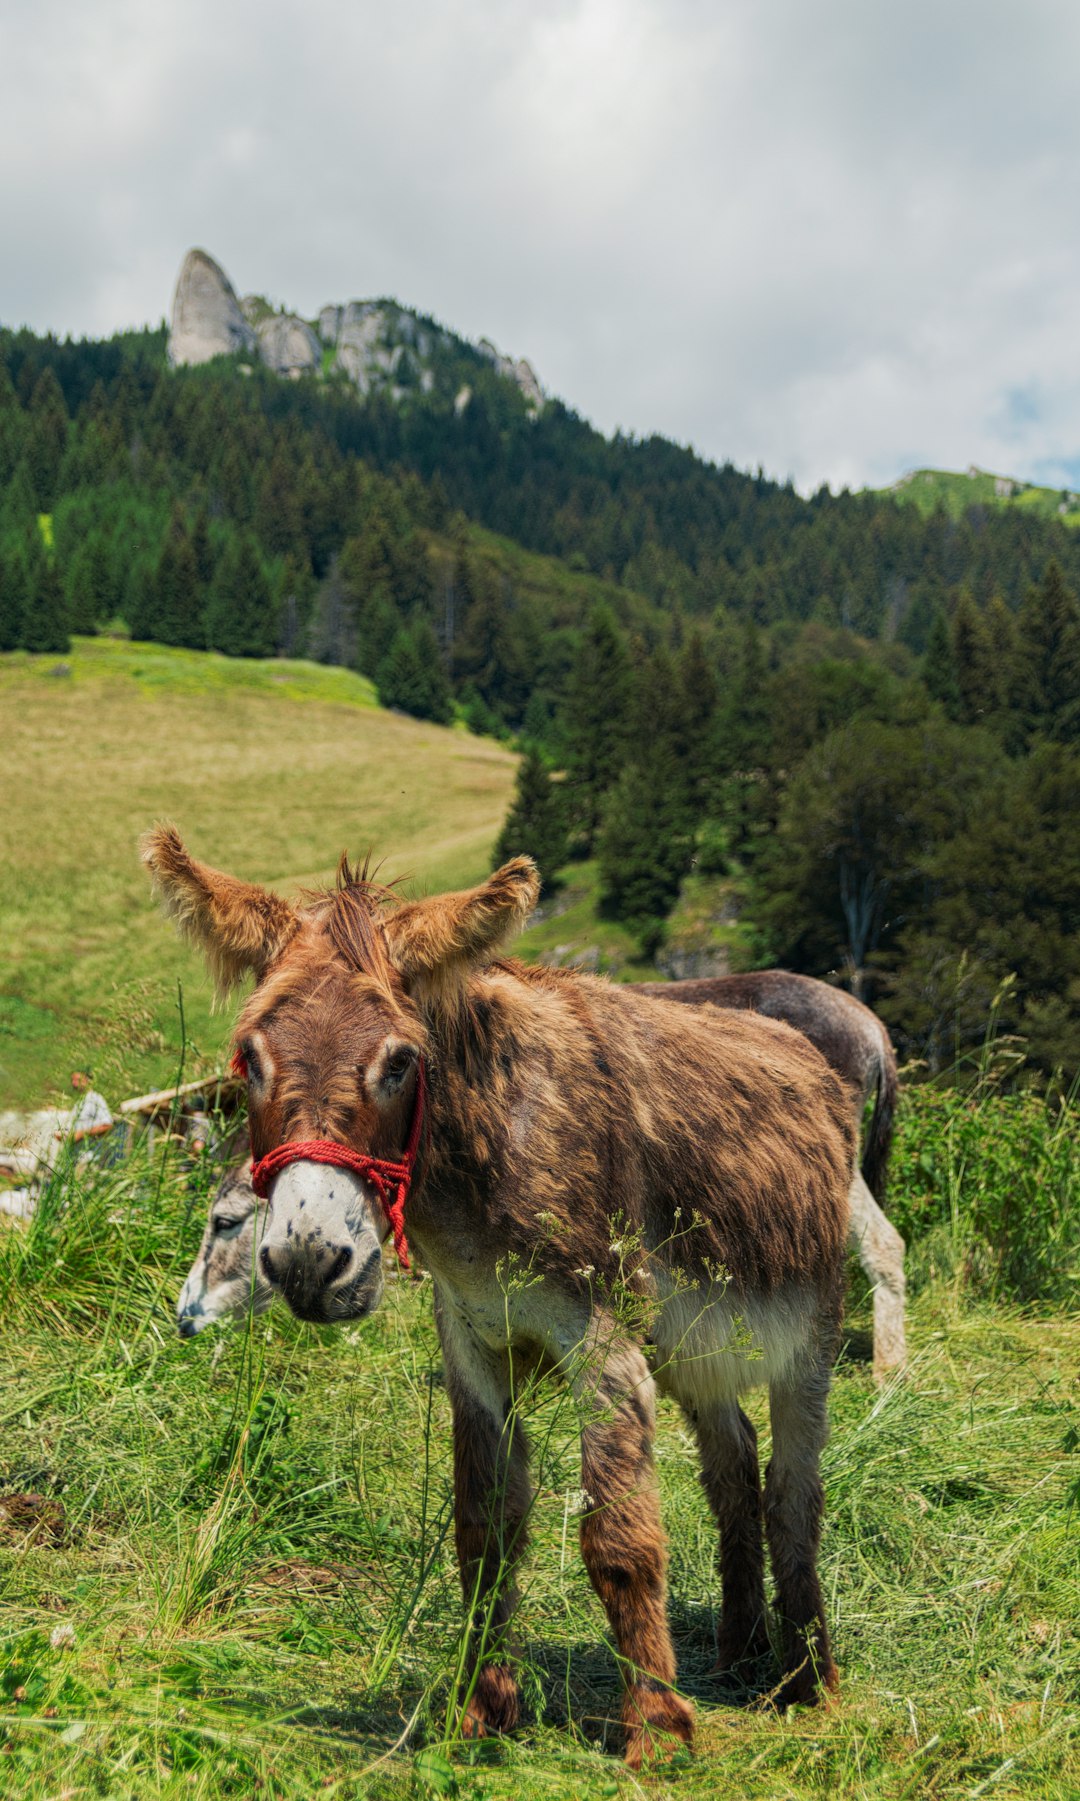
[257,1160,385,1324]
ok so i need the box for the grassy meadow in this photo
[1,637,1079,1798]
[0,639,516,1109]
[0,1073,1077,1799]
[878,466,1080,525]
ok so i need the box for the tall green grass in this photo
[0,1074,1077,1798]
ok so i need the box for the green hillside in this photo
[879,464,1080,526]
[0,639,516,1108]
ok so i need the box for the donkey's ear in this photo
[141,824,299,997]
[383,857,540,1000]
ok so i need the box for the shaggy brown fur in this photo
[638,972,898,1202]
[143,829,856,1764]
[639,973,906,1375]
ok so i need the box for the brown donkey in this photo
[144,829,855,1765]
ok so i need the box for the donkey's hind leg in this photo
[692,1402,769,1676]
[437,1293,531,1739]
[763,1357,838,1708]
[574,1312,694,1768]
[847,1173,907,1380]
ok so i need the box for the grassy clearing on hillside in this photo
[0,640,516,1109]
[0,1085,1077,1799]
[880,467,1080,526]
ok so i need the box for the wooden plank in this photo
[119,1073,243,1118]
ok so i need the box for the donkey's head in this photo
[143,827,538,1325]
[176,1167,271,1337]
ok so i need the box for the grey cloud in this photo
[3,0,1080,490]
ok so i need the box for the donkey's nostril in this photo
[259,1244,279,1286]
[326,1245,353,1286]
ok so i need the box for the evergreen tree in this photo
[922,606,961,717]
[1016,559,1080,742]
[0,543,28,651]
[22,549,70,654]
[597,758,693,954]
[561,606,632,852]
[153,504,202,646]
[376,619,453,723]
[1,459,37,539]
[950,590,993,727]
[204,535,277,656]
[984,593,1023,744]
[494,747,568,894]
[255,450,304,559]
[25,367,68,509]
[64,533,112,633]
[191,507,215,588]
[596,642,695,949]
[677,628,720,814]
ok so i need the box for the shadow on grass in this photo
[518,1595,779,1749]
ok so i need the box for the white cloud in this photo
[3,0,1080,490]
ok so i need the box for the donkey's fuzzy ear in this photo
[141,824,299,997]
[383,857,540,1001]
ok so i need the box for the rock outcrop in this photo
[168,250,256,367]
[167,248,544,409]
[255,314,322,377]
[477,338,544,409]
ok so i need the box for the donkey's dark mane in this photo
[303,856,401,986]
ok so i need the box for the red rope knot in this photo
[247,1059,426,1272]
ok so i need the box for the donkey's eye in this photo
[240,1042,262,1084]
[384,1049,414,1084]
[212,1216,243,1234]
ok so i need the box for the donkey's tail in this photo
[862,1029,899,1205]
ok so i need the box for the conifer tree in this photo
[1,459,37,540]
[494,747,568,894]
[0,544,27,651]
[191,507,215,588]
[983,593,1023,744]
[1016,559,1080,742]
[376,619,453,723]
[677,628,720,813]
[22,549,70,654]
[950,589,993,727]
[64,533,112,633]
[597,643,695,950]
[25,368,68,509]
[153,505,202,646]
[204,535,276,657]
[561,606,632,852]
[922,606,961,717]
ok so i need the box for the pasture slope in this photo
[0,638,517,1110]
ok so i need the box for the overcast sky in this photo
[3,0,1080,493]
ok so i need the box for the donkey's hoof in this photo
[623,1685,694,1768]
[711,1617,771,1679]
[460,1663,520,1738]
[764,1656,839,1713]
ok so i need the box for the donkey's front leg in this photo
[574,1313,693,1767]
[437,1293,531,1739]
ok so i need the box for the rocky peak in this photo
[168,250,256,368]
[166,248,544,411]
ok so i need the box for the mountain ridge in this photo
[168,246,544,412]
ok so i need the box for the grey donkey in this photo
[176,1165,272,1337]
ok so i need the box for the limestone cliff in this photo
[168,250,256,367]
[166,248,544,411]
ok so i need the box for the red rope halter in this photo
[239,1057,426,1272]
